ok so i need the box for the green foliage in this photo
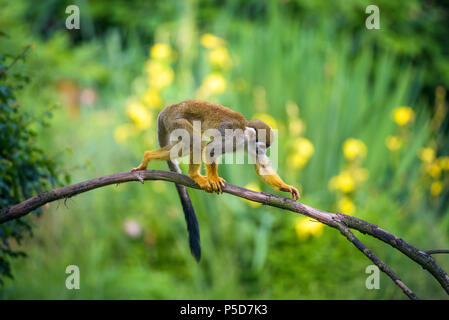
[0,45,62,284]
[0,0,448,299]
[10,0,449,94]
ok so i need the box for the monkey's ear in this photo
[244,127,257,142]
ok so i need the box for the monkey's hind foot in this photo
[191,175,213,193]
[208,176,226,194]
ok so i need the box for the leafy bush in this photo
[0,44,62,284]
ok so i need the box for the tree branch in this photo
[1,169,448,299]
[334,221,418,300]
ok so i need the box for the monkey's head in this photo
[246,119,273,149]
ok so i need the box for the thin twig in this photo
[425,250,449,255]
[6,44,32,70]
[335,221,418,300]
[0,169,448,299]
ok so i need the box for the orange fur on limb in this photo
[255,162,300,200]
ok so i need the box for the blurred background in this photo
[1,0,449,299]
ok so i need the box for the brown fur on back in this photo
[158,99,273,149]
[159,99,247,133]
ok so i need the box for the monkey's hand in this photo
[280,185,300,200]
[255,163,300,201]
[131,164,147,172]
[130,164,147,184]
[131,151,152,172]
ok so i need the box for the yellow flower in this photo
[343,138,367,161]
[126,102,153,129]
[150,43,172,60]
[243,182,262,207]
[252,113,278,130]
[297,138,314,157]
[114,124,135,144]
[337,197,356,215]
[145,60,162,76]
[145,61,174,89]
[427,163,442,179]
[143,89,161,108]
[209,46,231,69]
[385,135,403,151]
[418,147,436,163]
[200,33,225,49]
[289,154,308,169]
[294,217,323,241]
[437,156,449,170]
[202,73,227,95]
[285,101,299,118]
[430,181,443,197]
[329,171,355,193]
[393,106,415,126]
[337,172,355,193]
[289,118,305,136]
[289,137,315,167]
[152,69,174,89]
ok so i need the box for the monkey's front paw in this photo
[281,185,300,201]
[208,176,226,194]
[192,175,213,193]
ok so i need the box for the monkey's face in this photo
[244,121,272,166]
[246,119,273,149]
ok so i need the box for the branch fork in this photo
[1,170,448,299]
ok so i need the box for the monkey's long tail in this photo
[158,112,201,261]
[166,160,201,261]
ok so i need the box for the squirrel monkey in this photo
[131,99,299,261]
